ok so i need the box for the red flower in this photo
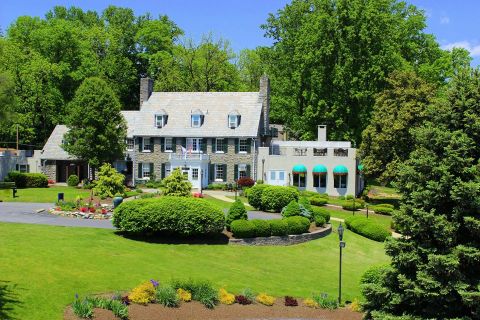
[80,207,87,213]
[89,207,96,213]
[101,208,107,214]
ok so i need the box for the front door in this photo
[268,170,286,186]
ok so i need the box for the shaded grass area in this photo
[0,186,91,203]
[0,222,388,320]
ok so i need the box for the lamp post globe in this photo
[338,223,344,241]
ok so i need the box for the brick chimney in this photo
[140,77,153,107]
[259,74,270,132]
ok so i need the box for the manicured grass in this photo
[0,221,388,320]
[323,206,393,230]
[204,195,254,211]
[0,186,92,203]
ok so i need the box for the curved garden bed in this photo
[229,223,332,245]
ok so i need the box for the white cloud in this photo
[442,41,480,57]
[440,16,450,24]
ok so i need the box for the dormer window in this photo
[155,110,168,128]
[228,110,241,129]
[191,109,204,128]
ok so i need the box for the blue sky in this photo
[0,0,478,65]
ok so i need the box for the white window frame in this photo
[229,115,238,128]
[216,138,224,153]
[191,115,201,127]
[165,164,171,177]
[16,164,29,173]
[126,138,134,151]
[164,138,173,152]
[238,163,247,179]
[192,168,199,180]
[186,138,202,153]
[142,163,151,179]
[155,114,166,128]
[143,137,152,152]
[215,164,224,182]
[239,139,248,153]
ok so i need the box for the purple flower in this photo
[150,279,159,288]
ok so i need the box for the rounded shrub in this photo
[231,220,256,238]
[281,200,301,218]
[24,173,48,188]
[269,219,288,236]
[251,219,271,237]
[298,197,312,211]
[310,195,327,206]
[284,216,310,235]
[314,215,326,227]
[311,206,330,223]
[247,184,269,210]
[5,171,27,188]
[261,186,299,212]
[226,199,247,230]
[344,216,390,242]
[342,200,365,211]
[113,197,225,236]
[67,174,80,187]
[372,206,393,215]
[237,177,255,188]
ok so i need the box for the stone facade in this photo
[42,160,57,181]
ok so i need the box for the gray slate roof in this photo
[40,125,77,160]
[124,92,263,138]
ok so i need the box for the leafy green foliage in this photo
[281,200,302,218]
[309,195,327,206]
[67,175,79,187]
[113,197,225,236]
[226,200,247,230]
[155,285,180,308]
[63,77,127,168]
[284,216,310,235]
[312,293,338,310]
[311,206,330,223]
[170,279,218,309]
[261,186,299,212]
[269,219,288,236]
[342,200,365,211]
[92,163,125,199]
[246,184,269,210]
[371,206,393,216]
[5,172,48,188]
[251,219,271,237]
[72,296,93,319]
[345,216,390,242]
[161,168,192,197]
[230,220,256,238]
[314,215,326,227]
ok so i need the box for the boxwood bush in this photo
[246,184,269,210]
[261,186,299,212]
[344,216,390,242]
[311,206,330,223]
[284,216,310,235]
[251,219,271,237]
[372,206,393,215]
[113,197,225,236]
[342,200,365,211]
[269,219,288,236]
[314,215,326,227]
[226,199,247,230]
[67,174,80,187]
[281,200,301,218]
[5,171,48,188]
[231,220,256,238]
[310,195,328,206]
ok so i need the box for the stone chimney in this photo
[318,125,327,141]
[140,77,154,107]
[259,74,270,132]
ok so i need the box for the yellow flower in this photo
[177,288,192,302]
[303,298,319,308]
[219,288,235,305]
[255,293,275,306]
[129,281,156,305]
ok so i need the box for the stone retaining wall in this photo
[229,224,332,246]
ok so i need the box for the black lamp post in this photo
[261,158,265,182]
[338,223,345,305]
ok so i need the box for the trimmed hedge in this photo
[372,206,393,215]
[5,171,48,188]
[344,216,390,242]
[231,220,256,238]
[226,200,247,230]
[67,174,80,187]
[284,216,310,235]
[269,219,288,236]
[342,200,365,211]
[113,197,225,236]
[282,200,301,218]
[310,195,328,206]
[247,184,269,210]
[311,206,330,223]
[251,219,271,237]
[261,186,299,212]
[314,215,326,227]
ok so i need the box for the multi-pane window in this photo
[238,164,247,179]
[216,138,224,153]
[192,168,199,180]
[165,138,173,152]
[229,115,239,128]
[155,114,167,128]
[334,175,347,188]
[292,173,306,188]
[186,138,202,153]
[313,175,327,188]
[165,164,171,177]
[191,115,201,127]
[143,137,152,152]
[215,164,224,181]
[126,138,134,151]
[239,139,248,153]
[15,164,29,173]
[142,163,151,179]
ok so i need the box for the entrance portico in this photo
[169,153,209,189]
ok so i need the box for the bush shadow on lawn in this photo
[114,231,230,245]
[0,280,22,320]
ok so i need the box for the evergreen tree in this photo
[362,68,480,319]
[160,168,192,197]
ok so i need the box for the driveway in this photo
[0,202,114,229]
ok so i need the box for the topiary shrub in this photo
[251,219,271,237]
[310,195,328,206]
[372,206,393,215]
[311,206,330,223]
[281,200,301,218]
[93,163,125,198]
[314,215,326,227]
[298,197,312,211]
[113,197,225,236]
[247,184,269,210]
[24,173,48,188]
[269,219,288,236]
[345,216,390,242]
[231,220,256,238]
[67,174,80,187]
[342,200,365,211]
[284,216,310,235]
[226,199,247,230]
[261,186,299,212]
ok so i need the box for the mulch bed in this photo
[64,300,362,320]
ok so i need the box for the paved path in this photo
[0,202,114,229]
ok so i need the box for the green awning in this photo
[292,164,307,174]
[312,165,327,175]
[357,164,364,171]
[333,165,348,175]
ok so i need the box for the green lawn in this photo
[204,195,254,211]
[0,222,388,320]
[323,206,393,230]
[0,186,92,203]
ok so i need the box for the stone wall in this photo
[229,224,332,246]
[42,161,56,181]
[135,137,169,180]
